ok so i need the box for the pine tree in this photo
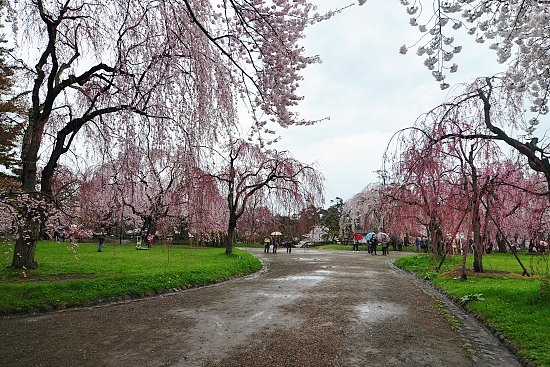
[0,2,23,184]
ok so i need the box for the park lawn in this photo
[396,253,550,367]
[0,240,261,314]
[235,242,265,249]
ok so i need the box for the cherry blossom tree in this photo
[340,184,385,237]
[487,163,550,251]
[435,78,550,198]
[183,169,227,243]
[199,138,324,254]
[385,92,546,273]
[382,79,548,273]
[4,0,328,268]
[112,145,190,238]
[384,1,549,193]
[77,164,121,235]
[235,204,275,243]
[386,135,463,255]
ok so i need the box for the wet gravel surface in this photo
[0,248,523,367]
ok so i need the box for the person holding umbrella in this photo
[365,232,376,254]
[369,236,378,255]
[352,233,362,252]
[378,232,390,255]
[271,231,282,254]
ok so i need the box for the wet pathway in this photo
[390,262,523,367]
[0,248,523,366]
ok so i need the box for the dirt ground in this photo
[0,248,522,367]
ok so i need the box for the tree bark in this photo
[471,184,483,272]
[11,216,40,269]
[468,146,484,273]
[460,240,468,281]
[496,234,507,253]
[226,215,237,255]
[12,112,45,269]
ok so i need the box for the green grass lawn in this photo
[0,240,261,314]
[395,253,550,367]
[236,242,265,249]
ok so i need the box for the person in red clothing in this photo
[352,233,362,252]
[146,233,154,248]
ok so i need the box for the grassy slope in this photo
[0,241,261,314]
[395,253,550,367]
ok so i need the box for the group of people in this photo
[352,235,391,255]
[97,232,155,252]
[414,236,430,252]
[263,237,292,254]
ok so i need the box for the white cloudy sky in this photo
[270,0,503,206]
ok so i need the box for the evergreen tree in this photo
[0,1,23,182]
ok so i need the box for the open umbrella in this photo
[376,232,390,243]
[271,231,282,236]
[365,232,376,241]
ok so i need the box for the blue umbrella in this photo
[365,232,376,241]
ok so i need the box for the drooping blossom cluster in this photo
[389,0,549,108]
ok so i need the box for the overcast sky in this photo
[271,0,503,206]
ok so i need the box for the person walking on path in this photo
[286,241,292,253]
[272,237,278,254]
[384,241,390,255]
[352,233,361,252]
[264,237,270,253]
[369,237,378,255]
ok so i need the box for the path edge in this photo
[390,260,538,367]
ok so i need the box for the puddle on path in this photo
[254,290,300,300]
[312,269,381,279]
[354,301,407,323]
[314,269,335,275]
[274,275,326,284]
[296,257,326,263]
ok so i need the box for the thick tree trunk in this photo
[226,215,237,254]
[496,234,507,253]
[12,113,45,269]
[12,217,40,269]
[472,203,484,273]
[468,148,483,273]
[460,240,468,281]
[473,243,483,272]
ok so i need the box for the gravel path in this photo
[0,248,523,367]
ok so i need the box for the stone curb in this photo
[391,261,537,367]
